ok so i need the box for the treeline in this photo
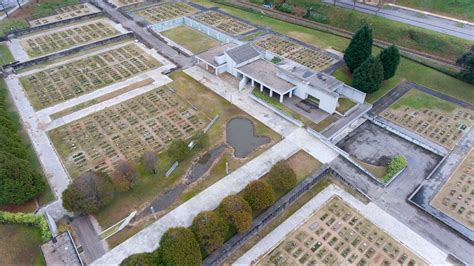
[0,81,45,205]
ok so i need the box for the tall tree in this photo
[456,45,474,84]
[268,161,297,192]
[379,45,400,80]
[242,180,275,211]
[352,56,384,93]
[218,195,252,233]
[191,211,228,254]
[344,24,373,72]
[112,160,139,191]
[157,227,202,266]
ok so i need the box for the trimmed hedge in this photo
[0,211,52,242]
[382,155,407,182]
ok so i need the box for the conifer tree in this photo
[379,45,400,80]
[344,24,373,72]
[353,56,384,93]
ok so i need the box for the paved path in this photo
[72,215,107,264]
[236,185,449,264]
[322,103,371,139]
[324,0,474,41]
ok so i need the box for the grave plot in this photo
[160,25,221,54]
[49,86,207,177]
[381,90,473,150]
[193,11,256,36]
[431,149,474,230]
[109,0,145,8]
[259,197,425,266]
[133,2,197,23]
[254,35,337,71]
[19,19,121,58]
[28,4,100,27]
[20,43,161,110]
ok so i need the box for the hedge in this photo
[382,155,407,183]
[0,211,52,242]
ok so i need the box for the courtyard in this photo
[193,11,256,36]
[160,25,221,54]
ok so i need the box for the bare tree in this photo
[112,160,139,191]
[142,151,158,175]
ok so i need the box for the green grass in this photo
[395,0,474,21]
[336,97,357,114]
[391,89,457,112]
[0,44,14,65]
[241,30,266,41]
[252,89,301,120]
[161,25,221,54]
[0,224,45,265]
[312,115,338,132]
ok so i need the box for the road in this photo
[324,0,474,41]
[72,215,107,264]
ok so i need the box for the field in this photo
[161,25,221,54]
[133,2,197,23]
[19,19,120,57]
[0,224,44,265]
[0,44,14,65]
[431,149,474,230]
[20,42,161,109]
[28,3,98,27]
[381,90,473,149]
[259,196,425,265]
[395,0,474,21]
[254,35,337,71]
[193,11,256,36]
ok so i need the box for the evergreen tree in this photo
[268,161,297,192]
[243,180,275,211]
[191,211,228,254]
[218,195,253,233]
[344,24,373,72]
[379,45,400,80]
[157,227,202,266]
[353,56,384,93]
[456,45,474,84]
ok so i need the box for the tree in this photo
[456,45,474,84]
[142,151,158,175]
[379,45,400,80]
[218,195,253,233]
[353,56,384,93]
[157,227,202,266]
[0,151,45,204]
[167,139,188,162]
[344,24,373,72]
[243,180,275,211]
[268,161,297,192]
[112,160,139,191]
[191,211,228,254]
[120,252,157,266]
[192,132,209,151]
[62,171,115,214]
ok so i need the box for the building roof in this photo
[196,43,236,67]
[225,43,260,65]
[41,231,82,266]
[238,59,295,94]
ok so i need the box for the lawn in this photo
[336,97,357,114]
[0,44,14,65]
[0,224,45,265]
[160,25,221,54]
[395,0,474,21]
[391,89,457,112]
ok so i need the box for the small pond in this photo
[226,117,270,158]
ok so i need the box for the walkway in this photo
[324,0,474,41]
[72,215,107,264]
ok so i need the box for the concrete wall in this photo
[336,84,366,104]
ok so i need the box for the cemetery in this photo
[193,11,256,36]
[27,3,101,28]
[108,0,145,8]
[254,35,338,72]
[258,196,425,265]
[381,89,473,150]
[431,149,474,230]
[132,2,198,24]
[19,42,161,109]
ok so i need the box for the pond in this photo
[226,117,270,158]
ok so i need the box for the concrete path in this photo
[93,137,301,265]
[324,0,474,41]
[72,215,107,264]
[236,185,449,264]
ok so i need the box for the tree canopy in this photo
[120,252,158,266]
[352,56,384,93]
[157,227,202,266]
[344,24,373,72]
[379,45,400,80]
[167,139,189,162]
[112,160,139,191]
[456,45,474,84]
[191,211,228,254]
[268,161,297,192]
[243,180,275,211]
[62,171,115,214]
[218,195,253,233]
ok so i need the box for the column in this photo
[260,83,263,92]
[279,93,284,103]
[269,90,273,97]
[289,89,293,98]
[251,79,255,87]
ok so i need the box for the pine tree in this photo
[344,24,373,72]
[379,45,400,80]
[353,56,384,93]
[456,45,474,84]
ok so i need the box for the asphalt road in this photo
[72,215,106,264]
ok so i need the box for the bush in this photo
[191,211,228,253]
[344,24,373,72]
[0,211,52,242]
[456,46,474,84]
[379,45,400,80]
[268,161,297,191]
[112,160,139,191]
[218,195,253,233]
[276,3,293,13]
[382,155,407,182]
[353,56,384,93]
[243,180,275,211]
[157,227,202,266]
[62,171,115,214]
[120,252,158,266]
[167,139,189,162]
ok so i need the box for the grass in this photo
[391,89,457,113]
[0,44,14,65]
[252,89,301,120]
[161,25,221,54]
[395,0,474,21]
[0,224,45,265]
[312,115,338,132]
[241,30,266,41]
[336,97,357,114]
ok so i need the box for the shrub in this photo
[0,211,52,242]
[456,45,474,84]
[276,3,293,13]
[157,227,202,266]
[382,155,408,182]
[120,252,158,266]
[112,160,139,191]
[218,195,253,233]
[268,161,297,191]
[243,180,275,211]
[379,45,400,80]
[167,139,189,162]
[344,24,373,72]
[62,171,115,214]
[353,56,384,93]
[191,211,228,254]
